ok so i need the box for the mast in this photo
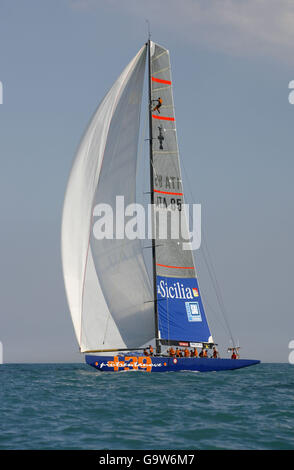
[148,39,161,355]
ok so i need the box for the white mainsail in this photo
[61,45,154,352]
[149,41,212,345]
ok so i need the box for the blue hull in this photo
[85,354,260,372]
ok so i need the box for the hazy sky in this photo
[0,0,293,363]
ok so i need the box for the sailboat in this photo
[61,40,260,372]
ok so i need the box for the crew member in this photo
[193,348,198,358]
[149,345,154,356]
[201,348,208,358]
[153,97,162,113]
[176,347,181,357]
[169,347,175,357]
[212,347,219,359]
[143,348,149,356]
[184,347,190,357]
[231,348,237,359]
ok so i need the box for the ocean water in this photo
[0,363,293,450]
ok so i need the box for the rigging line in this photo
[145,19,151,40]
[201,236,236,346]
[165,276,170,344]
[201,241,235,346]
[102,313,110,345]
[194,215,234,344]
[139,105,149,196]
[180,157,236,347]
[200,295,230,334]
[179,161,226,338]
[196,205,236,345]
[150,151,159,180]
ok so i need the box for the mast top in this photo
[145,19,151,41]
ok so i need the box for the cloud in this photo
[69,0,294,65]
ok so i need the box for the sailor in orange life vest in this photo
[184,348,190,357]
[168,347,176,357]
[199,347,208,358]
[191,347,198,358]
[149,345,154,356]
[212,346,219,359]
[153,97,162,113]
[231,348,239,359]
[143,348,149,356]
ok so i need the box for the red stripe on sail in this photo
[154,189,183,196]
[152,115,175,121]
[157,263,194,270]
[151,77,172,85]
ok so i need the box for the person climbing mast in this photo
[153,97,162,113]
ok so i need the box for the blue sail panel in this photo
[157,276,211,343]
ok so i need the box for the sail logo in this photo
[185,302,202,322]
[157,279,194,300]
[193,288,199,297]
[97,356,162,372]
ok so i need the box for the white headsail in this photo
[61,45,154,352]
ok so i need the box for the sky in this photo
[0,0,293,363]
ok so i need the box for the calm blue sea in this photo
[0,363,293,450]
